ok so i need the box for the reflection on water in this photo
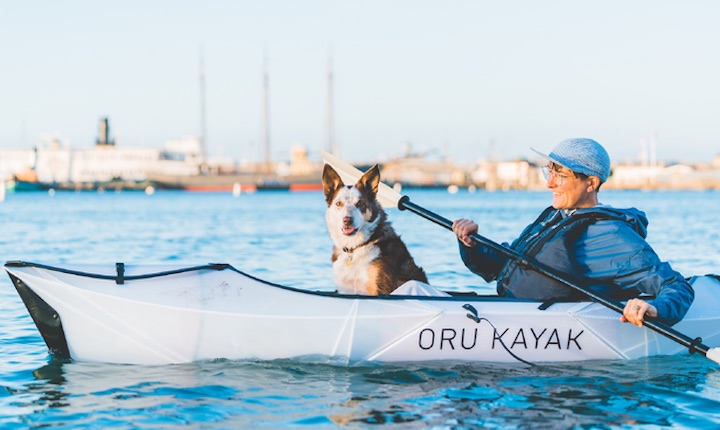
[4,356,720,428]
[1,190,719,427]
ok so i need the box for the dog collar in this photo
[342,237,377,255]
[342,237,379,266]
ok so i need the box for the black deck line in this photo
[4,260,563,305]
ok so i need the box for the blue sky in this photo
[2,0,719,165]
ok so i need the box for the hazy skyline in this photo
[2,1,719,165]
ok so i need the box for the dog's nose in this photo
[343,216,353,226]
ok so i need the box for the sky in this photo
[2,0,719,166]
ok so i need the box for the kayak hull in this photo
[5,262,720,365]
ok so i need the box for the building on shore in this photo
[0,118,322,192]
[467,159,545,191]
[0,133,202,191]
[2,121,719,192]
[379,154,466,189]
[380,153,720,191]
[604,162,720,190]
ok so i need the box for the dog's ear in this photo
[322,164,344,202]
[358,164,380,196]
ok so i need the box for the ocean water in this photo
[1,188,719,428]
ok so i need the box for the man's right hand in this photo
[452,218,479,247]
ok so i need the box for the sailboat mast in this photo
[199,45,208,163]
[327,48,336,154]
[263,50,271,173]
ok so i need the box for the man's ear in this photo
[588,176,601,192]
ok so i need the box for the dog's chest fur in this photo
[331,240,381,294]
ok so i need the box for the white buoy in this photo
[145,185,155,196]
[232,182,242,198]
[48,188,56,197]
[468,184,477,193]
[447,185,459,194]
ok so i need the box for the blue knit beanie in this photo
[533,138,611,183]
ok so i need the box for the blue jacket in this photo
[458,205,694,325]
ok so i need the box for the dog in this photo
[322,163,428,295]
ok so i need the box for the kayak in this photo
[5,261,720,365]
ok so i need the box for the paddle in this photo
[320,150,720,365]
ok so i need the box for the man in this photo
[452,138,694,326]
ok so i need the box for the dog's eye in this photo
[356,201,366,211]
[335,201,343,207]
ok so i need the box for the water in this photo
[1,189,719,428]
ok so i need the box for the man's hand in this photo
[621,298,658,327]
[452,218,479,248]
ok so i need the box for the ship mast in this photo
[263,49,272,174]
[199,45,208,164]
[327,47,336,155]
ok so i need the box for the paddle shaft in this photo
[397,196,714,359]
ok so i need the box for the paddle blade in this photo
[320,150,403,209]
[707,347,720,365]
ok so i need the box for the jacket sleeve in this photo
[643,264,695,326]
[458,240,508,283]
[573,221,694,325]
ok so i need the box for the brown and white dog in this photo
[322,163,428,295]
